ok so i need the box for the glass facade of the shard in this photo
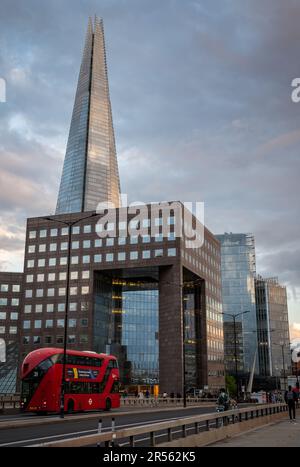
[56,17,120,215]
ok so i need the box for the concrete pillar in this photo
[159,264,183,395]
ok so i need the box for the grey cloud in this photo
[0,0,299,321]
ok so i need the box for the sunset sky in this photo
[0,0,299,339]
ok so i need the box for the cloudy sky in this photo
[0,0,299,337]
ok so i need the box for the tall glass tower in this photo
[216,233,258,378]
[56,17,121,214]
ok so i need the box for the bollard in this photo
[96,418,103,447]
[109,418,116,447]
[98,418,102,433]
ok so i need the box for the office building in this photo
[216,233,258,379]
[20,202,225,394]
[0,272,23,393]
[255,276,291,382]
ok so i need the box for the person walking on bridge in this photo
[285,386,297,422]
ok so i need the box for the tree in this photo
[226,375,237,397]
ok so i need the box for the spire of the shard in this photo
[56,17,121,214]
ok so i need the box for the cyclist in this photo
[217,388,230,411]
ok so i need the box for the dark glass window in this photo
[52,354,103,367]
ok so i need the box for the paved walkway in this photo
[212,418,300,447]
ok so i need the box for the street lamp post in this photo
[275,343,287,391]
[281,344,286,390]
[272,341,291,392]
[182,303,187,409]
[221,310,250,399]
[44,212,99,418]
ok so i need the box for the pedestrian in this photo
[285,385,297,422]
[145,389,150,398]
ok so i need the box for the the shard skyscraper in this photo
[56,17,121,214]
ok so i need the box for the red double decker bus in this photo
[20,348,120,413]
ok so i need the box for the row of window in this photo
[0,326,17,335]
[24,302,88,313]
[22,318,88,330]
[27,233,176,254]
[207,354,224,362]
[207,325,223,338]
[28,218,176,239]
[208,370,225,377]
[184,234,220,259]
[0,298,20,306]
[64,380,119,394]
[182,250,221,276]
[207,339,224,351]
[0,284,21,293]
[22,334,88,345]
[26,248,177,275]
[23,286,90,301]
[0,312,19,320]
[25,271,90,284]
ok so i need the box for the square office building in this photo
[20,202,224,395]
[0,272,23,394]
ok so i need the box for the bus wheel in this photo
[67,399,74,414]
[105,398,111,411]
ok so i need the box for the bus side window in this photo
[110,381,120,393]
[108,359,118,369]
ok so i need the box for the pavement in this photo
[211,417,300,447]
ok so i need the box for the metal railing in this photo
[0,395,20,412]
[120,397,216,407]
[34,402,288,447]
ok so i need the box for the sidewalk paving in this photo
[211,418,300,447]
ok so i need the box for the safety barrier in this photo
[120,397,216,407]
[33,402,289,447]
[0,395,20,412]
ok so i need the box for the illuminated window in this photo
[35,304,43,313]
[130,251,138,260]
[154,249,163,257]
